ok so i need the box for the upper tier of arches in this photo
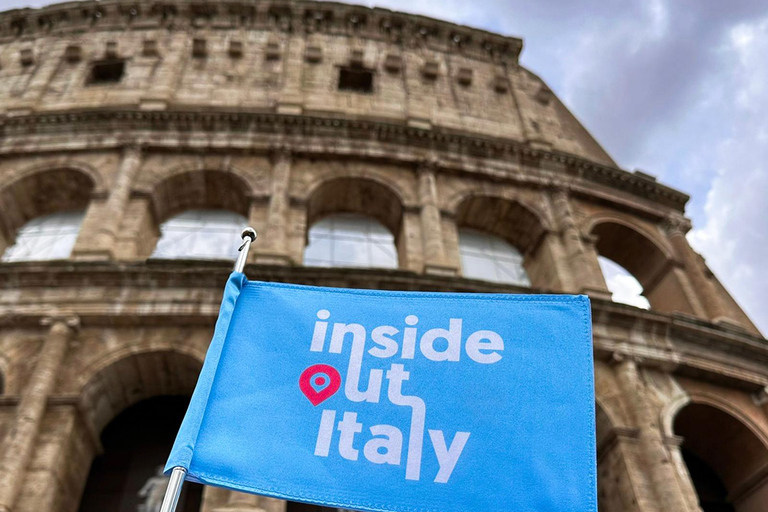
[0,156,742,334]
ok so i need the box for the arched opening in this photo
[2,211,85,262]
[305,178,404,268]
[458,228,529,285]
[597,256,650,309]
[77,396,203,512]
[76,351,204,511]
[592,221,695,314]
[455,196,544,287]
[152,209,248,260]
[0,168,95,260]
[148,171,252,260]
[674,402,768,511]
[304,213,397,269]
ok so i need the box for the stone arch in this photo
[133,170,253,259]
[302,165,416,209]
[452,194,550,288]
[77,347,204,434]
[307,177,404,237]
[76,349,205,512]
[454,194,548,254]
[672,399,768,511]
[0,167,96,251]
[149,169,252,224]
[0,160,105,196]
[305,177,406,267]
[136,158,263,196]
[588,217,696,315]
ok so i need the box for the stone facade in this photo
[0,1,765,512]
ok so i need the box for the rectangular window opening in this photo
[338,67,374,94]
[87,60,125,85]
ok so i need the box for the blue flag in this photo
[166,272,596,512]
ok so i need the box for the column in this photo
[664,215,730,322]
[255,148,292,265]
[552,189,611,298]
[612,356,692,512]
[417,161,456,275]
[72,145,143,260]
[0,316,78,512]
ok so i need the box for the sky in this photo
[4,0,767,333]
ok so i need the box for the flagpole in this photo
[159,227,257,512]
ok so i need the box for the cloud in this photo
[598,257,651,310]
[688,17,768,334]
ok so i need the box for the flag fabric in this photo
[166,272,596,512]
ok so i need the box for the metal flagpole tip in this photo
[242,227,257,241]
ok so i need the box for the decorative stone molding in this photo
[0,110,691,211]
[753,386,768,406]
[662,214,692,237]
[597,426,640,462]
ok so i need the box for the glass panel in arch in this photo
[2,211,85,262]
[458,228,530,286]
[304,214,397,269]
[598,256,650,309]
[152,209,248,260]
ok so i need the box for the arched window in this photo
[2,211,85,262]
[458,228,530,286]
[152,210,247,260]
[304,214,397,269]
[598,256,650,309]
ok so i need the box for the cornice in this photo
[0,0,522,64]
[0,109,690,211]
[0,261,764,390]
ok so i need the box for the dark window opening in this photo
[680,448,735,512]
[77,396,203,512]
[338,67,373,94]
[87,60,125,85]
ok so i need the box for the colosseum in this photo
[0,1,764,511]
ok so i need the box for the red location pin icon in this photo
[299,364,341,406]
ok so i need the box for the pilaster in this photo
[552,189,611,298]
[612,354,693,512]
[663,214,743,327]
[417,161,457,276]
[0,316,78,512]
[255,148,293,266]
[72,145,143,261]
